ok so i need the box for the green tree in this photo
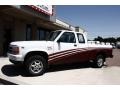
[117,37,120,42]
[94,36,103,43]
[94,36,117,45]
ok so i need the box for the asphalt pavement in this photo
[106,49,120,66]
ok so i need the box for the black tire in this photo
[93,55,105,68]
[25,55,47,76]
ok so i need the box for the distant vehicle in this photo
[116,44,120,49]
[8,30,113,76]
[111,43,116,49]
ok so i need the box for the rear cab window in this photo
[77,33,85,43]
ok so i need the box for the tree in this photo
[103,37,116,43]
[94,36,103,43]
[94,36,117,45]
[117,37,120,42]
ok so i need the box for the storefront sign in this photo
[29,5,53,15]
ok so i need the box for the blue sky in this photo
[56,5,120,40]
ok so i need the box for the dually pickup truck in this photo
[8,30,113,76]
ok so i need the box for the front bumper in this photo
[7,53,24,62]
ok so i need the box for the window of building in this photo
[26,24,32,40]
[77,33,85,43]
[45,31,50,38]
[37,29,48,40]
[36,30,40,40]
[58,32,76,43]
[39,30,45,40]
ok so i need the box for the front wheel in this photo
[93,55,105,68]
[25,55,47,76]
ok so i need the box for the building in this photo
[0,5,85,56]
[75,26,87,37]
[75,26,85,33]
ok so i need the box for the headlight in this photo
[9,45,19,55]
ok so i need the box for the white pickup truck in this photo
[8,30,113,76]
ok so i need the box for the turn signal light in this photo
[12,46,19,54]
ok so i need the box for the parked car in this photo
[116,44,120,49]
[8,30,113,76]
[111,43,116,49]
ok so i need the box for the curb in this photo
[0,78,17,85]
[0,75,28,85]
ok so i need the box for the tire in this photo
[25,55,47,76]
[93,55,105,68]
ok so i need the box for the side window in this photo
[58,32,76,43]
[77,33,85,43]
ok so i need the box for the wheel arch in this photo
[24,51,49,63]
[96,51,106,61]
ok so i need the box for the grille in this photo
[8,45,13,53]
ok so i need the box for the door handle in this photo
[74,44,77,47]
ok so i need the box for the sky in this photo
[56,5,120,40]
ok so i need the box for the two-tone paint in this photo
[8,30,113,66]
[48,47,113,65]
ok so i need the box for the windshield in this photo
[46,31,61,41]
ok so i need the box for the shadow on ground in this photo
[1,62,92,77]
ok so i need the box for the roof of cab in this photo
[56,30,83,34]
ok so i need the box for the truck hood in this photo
[10,41,53,47]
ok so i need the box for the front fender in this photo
[22,48,49,59]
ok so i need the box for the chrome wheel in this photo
[26,55,47,76]
[29,60,43,74]
[97,58,103,67]
[93,55,105,68]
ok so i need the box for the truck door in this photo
[52,32,78,64]
[76,33,89,62]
